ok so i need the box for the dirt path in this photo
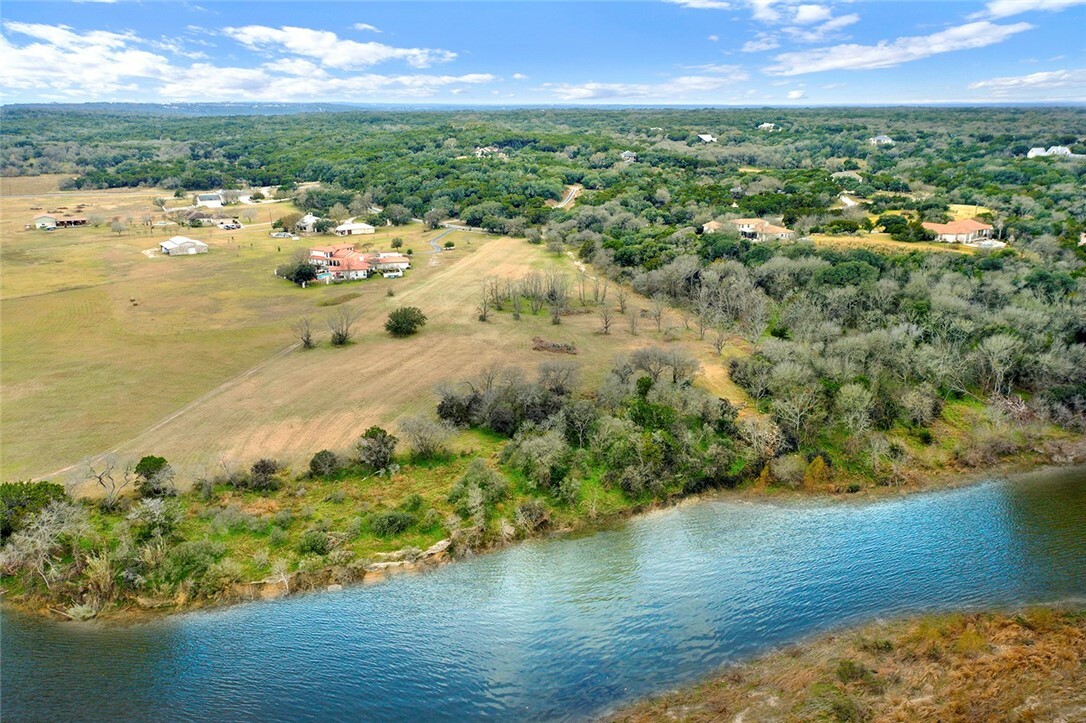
[556,184,582,209]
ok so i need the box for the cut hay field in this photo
[1,186,748,489]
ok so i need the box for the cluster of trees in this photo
[435,356,757,512]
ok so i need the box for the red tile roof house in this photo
[310,244,372,281]
[921,219,993,244]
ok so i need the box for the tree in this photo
[0,499,88,588]
[328,203,350,222]
[390,237,404,249]
[293,316,315,349]
[648,294,667,331]
[110,220,126,235]
[84,459,133,510]
[836,383,874,435]
[384,204,413,226]
[599,305,614,334]
[385,306,427,337]
[616,288,629,314]
[398,416,452,459]
[250,459,281,491]
[423,209,443,229]
[134,455,176,498]
[357,426,398,470]
[1,481,68,540]
[328,307,358,346]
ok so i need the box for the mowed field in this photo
[1,184,749,488]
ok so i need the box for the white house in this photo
[334,218,376,236]
[728,218,795,242]
[921,219,993,244]
[159,236,209,255]
[1027,146,1080,158]
[869,135,895,146]
[697,133,717,143]
[33,214,57,229]
[620,150,638,162]
[297,214,326,233]
[195,193,223,208]
[370,253,411,272]
[757,122,778,131]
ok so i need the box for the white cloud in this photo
[967,68,1086,97]
[1,22,172,96]
[352,23,381,33]
[783,13,859,42]
[708,34,720,41]
[792,4,832,24]
[766,21,1033,75]
[664,0,733,8]
[512,72,528,80]
[158,66,494,101]
[222,25,455,69]
[979,0,1086,18]
[543,73,748,101]
[787,89,806,99]
[742,33,780,52]
[683,63,746,74]
[749,0,782,23]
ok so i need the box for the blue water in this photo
[3,467,1085,721]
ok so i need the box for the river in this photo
[3,467,1085,721]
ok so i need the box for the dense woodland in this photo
[2,106,1084,616]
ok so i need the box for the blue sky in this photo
[1,1,1084,105]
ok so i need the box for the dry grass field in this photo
[613,608,1086,723]
[810,232,975,255]
[1,186,749,488]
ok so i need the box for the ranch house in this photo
[334,219,376,236]
[921,219,993,244]
[729,218,795,242]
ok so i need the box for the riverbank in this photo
[610,606,1086,722]
[3,434,1085,623]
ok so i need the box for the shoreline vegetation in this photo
[609,606,1086,723]
[2,440,1083,623]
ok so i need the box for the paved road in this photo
[556,184,582,209]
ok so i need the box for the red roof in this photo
[922,219,992,234]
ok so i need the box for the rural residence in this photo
[697,133,717,143]
[620,150,638,162]
[195,193,224,208]
[757,122,778,131]
[297,214,327,233]
[728,218,795,242]
[921,219,993,244]
[32,214,87,229]
[309,245,411,282]
[1026,146,1081,158]
[869,135,895,145]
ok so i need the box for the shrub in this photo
[357,427,398,470]
[249,459,281,491]
[448,458,509,518]
[297,529,331,556]
[371,510,415,536]
[502,429,572,491]
[160,540,226,586]
[127,498,183,542]
[514,499,549,532]
[0,481,68,540]
[201,558,245,597]
[385,306,428,337]
[309,450,340,478]
[398,416,452,460]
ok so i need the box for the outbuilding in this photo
[159,236,209,255]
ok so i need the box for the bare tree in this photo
[293,316,315,349]
[522,271,545,314]
[86,457,133,511]
[477,283,491,322]
[711,320,729,355]
[577,272,588,306]
[631,347,671,382]
[616,288,629,314]
[327,307,359,346]
[649,294,667,331]
[511,292,522,321]
[398,416,453,459]
[629,311,639,336]
[599,306,614,335]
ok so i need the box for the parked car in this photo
[220,222,241,230]
[270,231,292,238]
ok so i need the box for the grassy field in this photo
[948,203,993,220]
[612,608,1086,722]
[810,232,975,255]
[1,186,747,487]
